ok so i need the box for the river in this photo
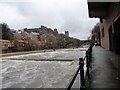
[1,47,88,88]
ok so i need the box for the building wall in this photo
[0,39,12,50]
[100,3,120,50]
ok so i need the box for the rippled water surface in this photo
[1,48,87,88]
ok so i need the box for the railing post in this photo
[86,51,91,79]
[89,44,94,65]
[79,58,85,90]
[88,48,92,63]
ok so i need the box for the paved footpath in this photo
[91,46,120,88]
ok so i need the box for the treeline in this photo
[0,23,13,40]
[1,23,91,53]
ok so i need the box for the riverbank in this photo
[1,45,89,57]
[1,49,53,57]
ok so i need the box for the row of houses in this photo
[0,28,45,51]
[88,2,120,54]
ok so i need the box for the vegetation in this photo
[85,78,91,89]
[1,22,91,53]
[1,23,13,40]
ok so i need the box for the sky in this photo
[0,0,99,40]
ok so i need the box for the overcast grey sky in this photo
[0,0,99,40]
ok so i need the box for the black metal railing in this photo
[65,44,94,90]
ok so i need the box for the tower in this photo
[65,31,69,37]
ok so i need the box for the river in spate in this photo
[1,47,88,88]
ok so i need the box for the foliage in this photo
[1,23,13,40]
[85,78,91,89]
[1,23,84,52]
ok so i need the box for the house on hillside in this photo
[0,39,13,50]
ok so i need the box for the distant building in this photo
[31,32,39,36]
[91,23,101,45]
[88,2,120,54]
[17,40,25,47]
[24,28,40,33]
[54,28,58,33]
[65,31,69,37]
[0,39,12,50]
[24,25,48,34]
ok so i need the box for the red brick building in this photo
[88,2,120,54]
[0,39,12,50]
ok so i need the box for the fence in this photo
[65,44,94,90]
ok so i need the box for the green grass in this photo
[85,78,91,89]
